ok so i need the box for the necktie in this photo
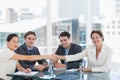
[65,49,69,55]
[64,49,69,64]
[28,50,32,55]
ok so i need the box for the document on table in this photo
[13,71,38,76]
[66,69,78,72]
[54,68,66,71]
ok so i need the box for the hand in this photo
[77,68,83,71]
[43,62,48,67]
[34,65,45,71]
[23,68,31,73]
[77,68,92,72]
[83,68,92,72]
[54,62,66,68]
[51,54,59,63]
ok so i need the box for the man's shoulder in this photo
[57,45,64,49]
[70,43,82,53]
[18,44,38,50]
[71,43,82,48]
[32,46,40,54]
[17,44,26,49]
[33,46,39,50]
[15,44,26,54]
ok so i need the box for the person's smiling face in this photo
[91,33,103,46]
[7,36,19,51]
[59,36,71,48]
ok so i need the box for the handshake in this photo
[48,54,66,62]
[49,54,60,62]
[48,54,67,68]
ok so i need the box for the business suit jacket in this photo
[65,44,113,72]
[15,43,47,70]
[55,43,83,69]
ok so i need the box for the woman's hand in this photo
[51,54,59,63]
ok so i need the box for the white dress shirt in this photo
[65,44,113,72]
[0,48,17,80]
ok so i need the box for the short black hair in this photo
[90,30,104,41]
[6,34,19,42]
[24,31,36,38]
[59,31,71,39]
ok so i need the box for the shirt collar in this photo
[65,48,69,52]
[25,43,33,50]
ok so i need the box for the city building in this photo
[6,8,18,23]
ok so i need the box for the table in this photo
[7,69,120,80]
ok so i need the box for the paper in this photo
[13,71,38,76]
[66,69,78,72]
[54,68,66,71]
[40,74,56,79]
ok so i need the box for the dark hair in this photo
[24,31,36,38]
[6,34,19,42]
[59,31,71,39]
[90,30,104,41]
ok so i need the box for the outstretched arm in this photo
[12,54,53,61]
[58,55,66,60]
[53,50,87,62]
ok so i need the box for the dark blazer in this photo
[15,43,47,70]
[55,43,83,69]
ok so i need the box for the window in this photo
[118,32,120,35]
[112,26,115,28]
[112,31,115,35]
[107,31,110,35]
[118,26,120,28]
[112,21,115,24]
[0,0,120,72]
[107,26,110,29]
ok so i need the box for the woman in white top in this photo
[0,34,54,80]
[57,30,113,72]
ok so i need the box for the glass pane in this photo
[0,0,47,54]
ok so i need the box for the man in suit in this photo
[54,31,83,69]
[13,31,48,80]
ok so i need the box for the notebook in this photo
[13,71,38,76]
